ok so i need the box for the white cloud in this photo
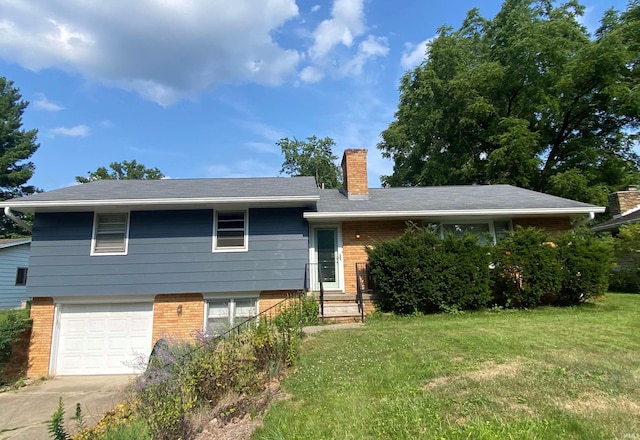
[343,35,389,76]
[33,93,64,111]
[311,5,321,13]
[299,65,324,83]
[49,125,90,138]
[308,0,365,61]
[0,0,301,106]
[400,37,433,70]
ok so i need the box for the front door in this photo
[314,227,341,290]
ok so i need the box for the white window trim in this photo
[212,209,249,253]
[203,297,259,333]
[90,211,130,256]
[437,219,513,245]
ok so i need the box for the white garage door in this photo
[55,303,153,375]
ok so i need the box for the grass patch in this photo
[255,294,640,439]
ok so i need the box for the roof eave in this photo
[5,195,321,213]
[304,207,605,220]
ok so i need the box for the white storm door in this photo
[313,227,341,290]
[55,303,153,375]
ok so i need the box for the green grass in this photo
[254,294,640,440]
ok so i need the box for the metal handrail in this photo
[355,262,366,321]
[304,262,325,317]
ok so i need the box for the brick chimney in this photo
[608,186,640,217]
[341,149,369,200]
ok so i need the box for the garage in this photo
[54,303,153,375]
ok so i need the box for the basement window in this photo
[206,298,257,335]
[92,212,130,255]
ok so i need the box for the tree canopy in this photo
[278,136,342,189]
[76,160,164,183]
[0,77,39,237]
[378,0,640,205]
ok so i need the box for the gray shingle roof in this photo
[309,185,602,218]
[4,177,320,211]
[591,209,640,232]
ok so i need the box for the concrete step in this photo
[323,303,360,317]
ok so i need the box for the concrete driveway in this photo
[0,375,133,440]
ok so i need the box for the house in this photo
[0,238,31,309]
[591,186,640,233]
[3,149,604,377]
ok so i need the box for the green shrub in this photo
[555,229,612,304]
[366,225,491,314]
[610,223,640,293]
[0,309,31,381]
[273,294,319,330]
[491,227,562,308]
[134,313,302,439]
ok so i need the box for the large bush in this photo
[491,227,562,308]
[0,309,31,381]
[366,226,491,314]
[367,225,612,314]
[609,223,640,293]
[556,229,612,304]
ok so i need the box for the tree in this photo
[0,77,39,237]
[76,160,164,183]
[278,136,342,189]
[378,0,640,205]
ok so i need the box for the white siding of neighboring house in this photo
[0,243,30,309]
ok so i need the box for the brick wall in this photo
[27,297,55,378]
[513,216,572,234]
[152,293,204,343]
[341,149,368,198]
[342,220,414,293]
[259,290,299,320]
[608,189,640,216]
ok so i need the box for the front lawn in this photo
[255,293,640,439]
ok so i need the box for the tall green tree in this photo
[76,160,164,183]
[278,136,342,189]
[0,77,39,237]
[379,0,640,205]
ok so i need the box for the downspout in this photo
[4,207,32,232]
[574,211,595,229]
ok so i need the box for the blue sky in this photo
[0,0,630,191]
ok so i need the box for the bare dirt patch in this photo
[465,360,523,381]
[559,392,640,416]
[423,359,524,391]
[194,378,286,440]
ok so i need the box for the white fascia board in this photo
[52,294,155,304]
[5,195,320,212]
[304,207,605,220]
[0,238,31,249]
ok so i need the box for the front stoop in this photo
[319,293,364,323]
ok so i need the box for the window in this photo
[15,267,27,286]
[214,210,248,251]
[92,212,129,255]
[206,298,257,335]
[438,220,512,244]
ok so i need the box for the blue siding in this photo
[0,243,30,309]
[27,209,309,297]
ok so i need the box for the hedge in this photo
[366,225,611,314]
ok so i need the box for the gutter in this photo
[4,207,32,232]
[574,211,595,229]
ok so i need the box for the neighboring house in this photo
[3,149,604,377]
[591,187,640,233]
[0,238,31,310]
